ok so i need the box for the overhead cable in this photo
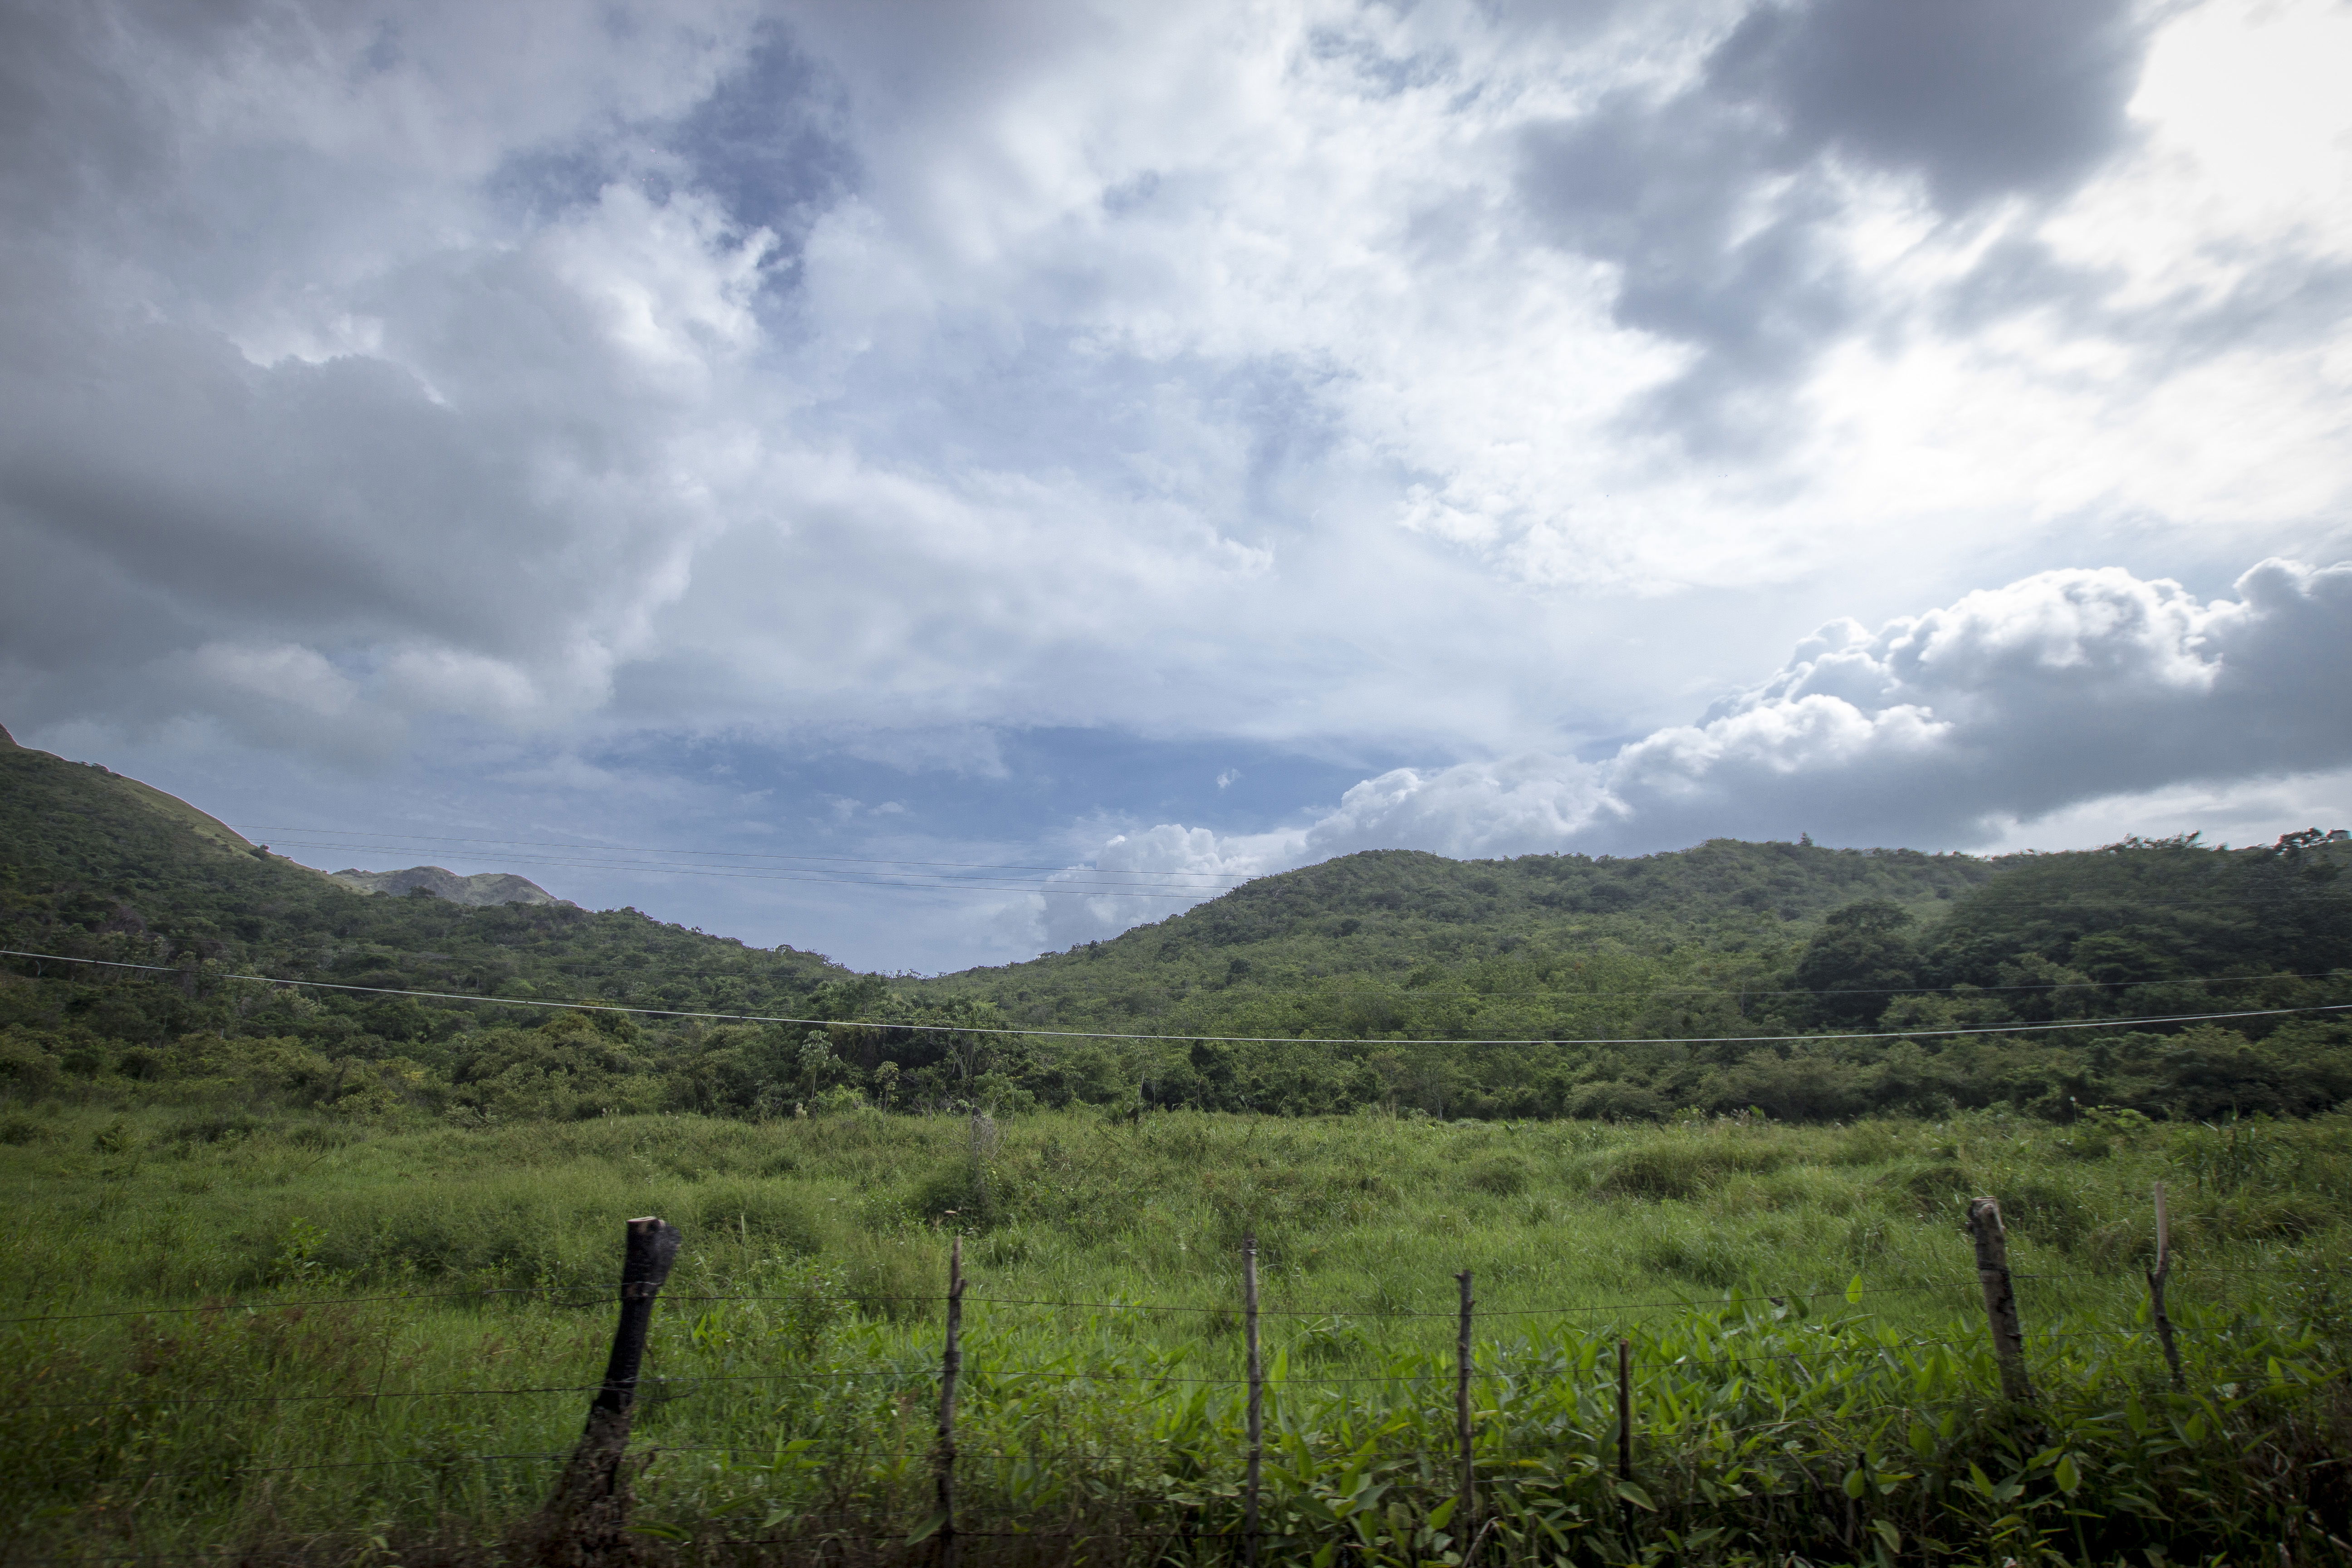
[5,947,2348,1049]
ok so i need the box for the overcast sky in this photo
[5,0,2351,972]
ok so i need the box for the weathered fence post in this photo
[1244,1234,1263,1568]
[1967,1197,2033,1402]
[535,1215,682,1566]
[936,1234,965,1568]
[1455,1269,1475,1557]
[2147,1181,2184,1389]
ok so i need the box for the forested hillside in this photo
[4,729,2350,1125]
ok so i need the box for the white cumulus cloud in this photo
[1034,557,2352,943]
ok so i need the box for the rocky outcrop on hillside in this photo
[330,865,567,907]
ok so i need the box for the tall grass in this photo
[3,1104,2348,1563]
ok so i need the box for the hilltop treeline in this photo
[3,737,2350,1125]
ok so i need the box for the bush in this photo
[1464,1154,1532,1196]
[808,1085,868,1117]
[910,1158,995,1227]
[836,1233,944,1321]
[1884,1159,1975,1217]
[1992,1176,2091,1251]
[1566,1080,1668,1121]
[0,1031,59,1095]
[1594,1142,1786,1200]
[693,1182,827,1254]
[1638,1224,1753,1287]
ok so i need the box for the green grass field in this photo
[5,1104,2349,1565]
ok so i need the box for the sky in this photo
[3,0,2351,975]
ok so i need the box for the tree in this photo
[1793,900,1918,1025]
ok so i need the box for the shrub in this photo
[0,1031,60,1094]
[836,1233,944,1322]
[1638,1225,1752,1288]
[1992,1176,2091,1251]
[911,1158,995,1227]
[693,1181,827,1255]
[1884,1159,1976,1217]
[1566,1080,1668,1121]
[1593,1142,1785,1200]
[1464,1154,1532,1196]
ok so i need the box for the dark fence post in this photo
[2147,1181,2184,1389]
[534,1215,682,1565]
[1968,1197,2033,1403]
[1455,1269,1475,1558]
[1245,1234,1263,1568]
[936,1235,965,1568]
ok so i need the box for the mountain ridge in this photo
[330,865,565,907]
[5,728,2351,1125]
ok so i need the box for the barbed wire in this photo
[0,1286,591,1328]
[25,1313,2267,1414]
[10,1262,2330,1332]
[51,1357,2276,1490]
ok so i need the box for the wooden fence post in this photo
[535,1215,682,1566]
[1967,1197,2034,1402]
[936,1235,965,1568]
[2147,1182,2184,1389]
[1455,1269,1475,1557]
[1244,1234,1263,1568]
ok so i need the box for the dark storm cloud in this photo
[1517,0,2153,449]
[0,1,179,230]
[1710,0,2149,211]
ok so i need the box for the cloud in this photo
[1513,0,2153,450]
[1035,558,2352,941]
[9,0,2351,763]
[1713,0,2147,211]
[3,0,2351,978]
[1034,822,1289,951]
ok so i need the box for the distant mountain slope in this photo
[4,728,2349,1123]
[0,720,299,865]
[331,866,564,907]
[0,735,853,1056]
[920,839,1996,1035]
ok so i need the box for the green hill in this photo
[928,838,1993,1038]
[0,735,852,1089]
[3,728,2349,1123]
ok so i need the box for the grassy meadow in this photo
[5,1102,2351,1565]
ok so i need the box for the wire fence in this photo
[4,1262,2332,1330]
[15,1178,2340,1568]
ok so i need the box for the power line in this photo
[255,840,1231,902]
[230,826,1250,884]
[4,947,2349,1048]
[1271,967,2352,1001]
[220,824,2352,910]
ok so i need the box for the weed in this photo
[1,1105,2346,1566]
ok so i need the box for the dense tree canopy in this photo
[4,736,2348,1125]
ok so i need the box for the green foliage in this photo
[6,738,2352,1129]
[1791,899,1919,1023]
[2,1106,2349,1563]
